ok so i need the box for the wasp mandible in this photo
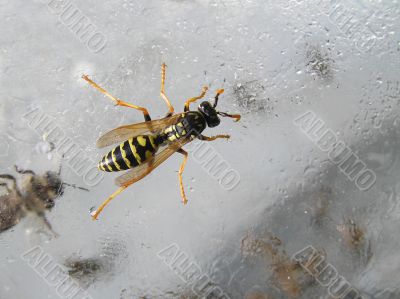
[82,63,240,220]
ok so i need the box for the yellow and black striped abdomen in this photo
[98,135,159,172]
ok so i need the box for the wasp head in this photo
[198,101,221,128]
[30,171,64,209]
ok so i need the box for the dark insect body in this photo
[82,63,241,220]
[0,165,88,235]
[98,111,213,172]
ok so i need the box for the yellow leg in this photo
[82,75,151,121]
[161,63,175,116]
[200,134,230,141]
[184,86,209,112]
[91,186,128,220]
[92,161,157,220]
[177,149,188,205]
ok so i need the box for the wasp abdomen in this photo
[98,135,159,172]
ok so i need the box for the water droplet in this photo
[35,141,55,155]
[89,207,97,217]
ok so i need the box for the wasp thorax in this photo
[198,101,220,127]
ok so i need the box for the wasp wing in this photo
[115,137,191,187]
[96,113,185,148]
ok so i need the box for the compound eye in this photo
[199,101,211,110]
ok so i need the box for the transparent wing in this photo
[115,137,191,187]
[96,113,185,148]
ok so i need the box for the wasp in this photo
[0,164,88,235]
[82,63,240,220]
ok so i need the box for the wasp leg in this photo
[184,86,209,112]
[161,63,175,117]
[92,159,158,220]
[198,134,230,141]
[82,75,151,122]
[37,212,59,237]
[36,212,60,238]
[57,154,65,175]
[14,165,36,175]
[177,149,188,204]
[91,186,128,220]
